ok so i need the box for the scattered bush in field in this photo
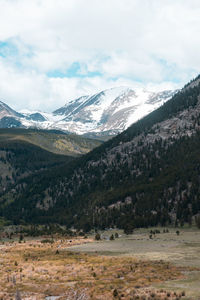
[113,289,118,297]
[176,230,180,236]
[41,239,54,243]
[181,291,185,296]
[115,232,119,238]
[110,234,114,240]
[19,234,23,243]
[95,233,101,240]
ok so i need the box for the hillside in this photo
[0,128,102,156]
[1,76,200,230]
[0,138,73,201]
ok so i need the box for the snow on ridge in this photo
[84,87,133,122]
[0,87,176,135]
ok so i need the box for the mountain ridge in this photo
[0,87,176,136]
[0,75,200,230]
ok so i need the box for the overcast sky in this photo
[0,0,200,112]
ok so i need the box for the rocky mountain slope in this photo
[0,87,176,136]
[0,76,199,230]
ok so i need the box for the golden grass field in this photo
[0,228,199,299]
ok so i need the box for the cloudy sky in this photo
[0,0,200,112]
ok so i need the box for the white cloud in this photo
[0,0,199,111]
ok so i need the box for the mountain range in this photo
[0,75,200,231]
[0,87,176,137]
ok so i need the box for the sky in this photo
[0,0,200,112]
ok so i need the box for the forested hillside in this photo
[0,128,101,156]
[1,75,200,230]
[0,136,73,209]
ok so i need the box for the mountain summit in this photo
[53,87,176,135]
[0,101,24,128]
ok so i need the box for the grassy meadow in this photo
[0,227,199,299]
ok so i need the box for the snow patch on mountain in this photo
[0,87,177,135]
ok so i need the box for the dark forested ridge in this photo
[1,76,200,230]
[0,135,73,207]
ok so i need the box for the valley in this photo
[1,1,200,299]
[0,227,199,299]
[1,76,200,299]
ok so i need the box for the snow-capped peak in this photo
[0,87,177,136]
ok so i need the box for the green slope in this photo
[0,128,102,156]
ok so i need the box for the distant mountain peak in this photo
[0,87,177,136]
[52,87,176,135]
[0,100,23,120]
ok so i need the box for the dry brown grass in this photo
[0,236,191,300]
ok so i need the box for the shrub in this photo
[181,291,185,296]
[92,272,97,277]
[19,234,23,242]
[41,239,54,243]
[110,234,114,240]
[95,233,101,240]
[113,289,118,297]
